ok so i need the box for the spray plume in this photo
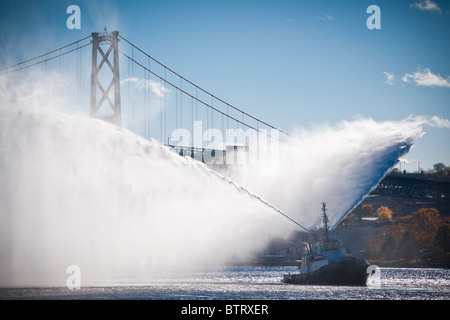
[0,73,297,286]
[0,71,425,287]
[218,118,424,232]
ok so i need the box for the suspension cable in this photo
[119,35,292,138]
[0,36,91,74]
[0,41,91,77]
[1,33,292,141]
[120,50,276,139]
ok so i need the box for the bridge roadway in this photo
[372,172,450,203]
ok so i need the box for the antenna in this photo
[321,202,329,240]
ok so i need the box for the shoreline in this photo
[227,259,450,269]
[367,259,450,269]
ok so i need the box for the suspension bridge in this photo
[2,28,448,217]
[0,28,290,167]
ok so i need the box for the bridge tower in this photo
[90,28,121,126]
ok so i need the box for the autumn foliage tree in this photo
[398,208,441,249]
[370,208,446,261]
[377,206,393,221]
[434,221,450,253]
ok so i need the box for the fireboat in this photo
[282,203,371,286]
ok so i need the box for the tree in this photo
[380,233,397,260]
[408,208,441,249]
[368,208,446,262]
[433,162,447,174]
[377,206,393,221]
[397,232,419,260]
[434,223,450,253]
[361,204,374,217]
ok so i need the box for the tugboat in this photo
[282,203,371,286]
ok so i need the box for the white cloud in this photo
[319,15,335,21]
[383,72,395,85]
[410,0,442,13]
[408,115,450,129]
[122,77,169,97]
[429,116,450,128]
[402,68,450,88]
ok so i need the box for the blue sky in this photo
[1,0,449,171]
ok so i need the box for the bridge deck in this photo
[372,172,450,202]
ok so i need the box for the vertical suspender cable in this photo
[164,67,167,144]
[176,89,178,131]
[144,67,148,139]
[131,46,135,130]
[191,97,194,146]
[211,96,214,131]
[196,87,198,121]
[180,78,183,132]
[148,56,152,140]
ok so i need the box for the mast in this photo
[321,202,330,240]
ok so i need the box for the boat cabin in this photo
[315,240,342,255]
[299,239,347,274]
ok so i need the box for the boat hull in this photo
[282,257,370,286]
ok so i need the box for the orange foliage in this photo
[368,208,444,259]
[377,206,393,221]
[396,208,441,248]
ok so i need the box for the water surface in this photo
[1,266,448,300]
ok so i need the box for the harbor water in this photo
[1,266,448,300]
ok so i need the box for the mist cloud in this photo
[0,72,293,286]
[0,70,432,287]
